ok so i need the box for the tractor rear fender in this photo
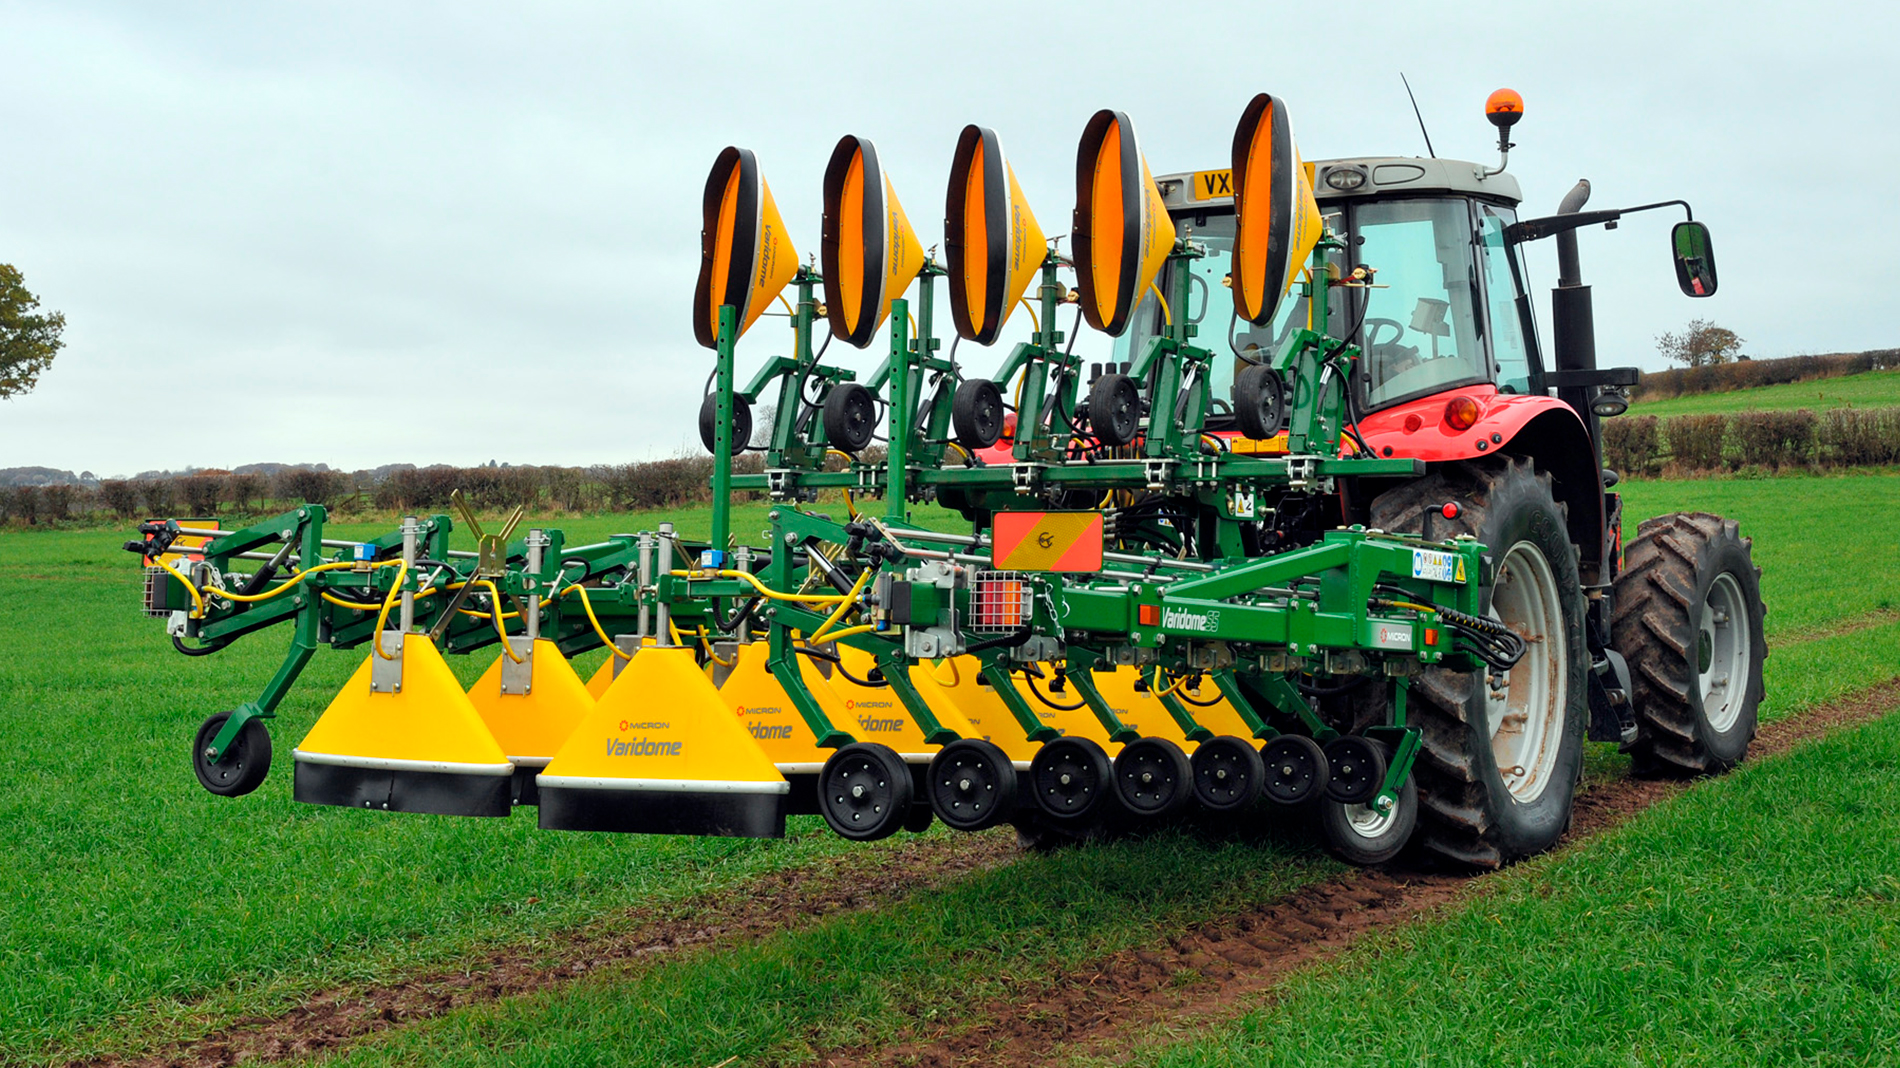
[1357,388,1606,583]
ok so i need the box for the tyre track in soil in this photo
[64,833,1018,1068]
[821,678,1900,1068]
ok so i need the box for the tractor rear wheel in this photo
[1371,458,1589,869]
[1613,512,1765,776]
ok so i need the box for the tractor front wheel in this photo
[1613,512,1766,775]
[1371,458,1589,869]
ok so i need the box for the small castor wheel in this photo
[818,742,912,841]
[928,738,1018,831]
[1112,737,1193,817]
[192,711,272,797]
[1189,735,1266,812]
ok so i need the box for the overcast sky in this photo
[2,1,1894,476]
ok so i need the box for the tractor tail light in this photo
[1441,502,1461,520]
[1444,396,1481,431]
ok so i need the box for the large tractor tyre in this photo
[1612,512,1766,776]
[1370,458,1589,869]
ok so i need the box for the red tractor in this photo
[1075,96,1767,866]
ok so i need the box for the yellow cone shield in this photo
[693,146,800,349]
[1072,110,1176,336]
[946,125,1047,344]
[823,135,926,348]
[801,648,979,758]
[716,642,833,770]
[536,647,789,837]
[466,639,596,767]
[292,633,514,816]
[908,656,1046,763]
[1230,93,1323,326]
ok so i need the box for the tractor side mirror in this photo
[1672,221,1717,298]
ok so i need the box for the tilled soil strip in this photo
[823,678,1900,1068]
[69,834,1017,1068]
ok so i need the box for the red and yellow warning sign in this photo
[991,512,1105,572]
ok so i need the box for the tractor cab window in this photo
[1352,198,1486,408]
[1479,204,1534,394]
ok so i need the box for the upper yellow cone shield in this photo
[945,125,1047,344]
[822,135,926,348]
[1072,110,1176,336]
[693,146,800,349]
[1230,94,1322,326]
[466,639,596,766]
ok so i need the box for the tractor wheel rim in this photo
[1700,572,1751,732]
[1485,540,1568,804]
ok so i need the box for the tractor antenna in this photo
[1400,73,1436,159]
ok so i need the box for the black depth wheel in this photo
[951,378,1006,450]
[818,742,912,841]
[1112,737,1193,817]
[698,393,754,454]
[822,383,877,453]
[928,738,1018,831]
[1232,364,1288,440]
[1190,735,1266,812]
[1260,734,1328,805]
[1322,735,1386,805]
[192,711,272,797]
[1087,372,1141,446]
[1030,736,1113,821]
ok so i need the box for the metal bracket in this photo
[766,469,793,499]
[370,631,405,693]
[612,633,642,678]
[451,490,525,578]
[1143,459,1172,490]
[1011,463,1042,495]
[499,635,534,695]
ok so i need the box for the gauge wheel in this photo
[927,738,1018,831]
[1087,372,1141,446]
[1260,734,1328,805]
[192,711,272,797]
[1112,736,1193,817]
[817,742,913,841]
[822,382,877,453]
[1029,736,1114,821]
[1189,735,1266,812]
[1232,364,1288,440]
[1322,735,1387,805]
[698,393,753,454]
[951,378,1006,449]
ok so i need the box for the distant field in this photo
[1633,367,1900,417]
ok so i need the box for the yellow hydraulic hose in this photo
[373,559,409,660]
[806,567,873,645]
[153,559,206,619]
[1149,280,1172,326]
[1146,665,1188,698]
[672,568,852,604]
[556,584,619,653]
[931,658,960,687]
[810,623,878,644]
[476,579,524,663]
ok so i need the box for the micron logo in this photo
[1161,607,1219,632]
[736,705,784,717]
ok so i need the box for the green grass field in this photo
[2,472,1896,1065]
[1632,367,1900,417]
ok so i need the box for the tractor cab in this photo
[1113,159,1537,426]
